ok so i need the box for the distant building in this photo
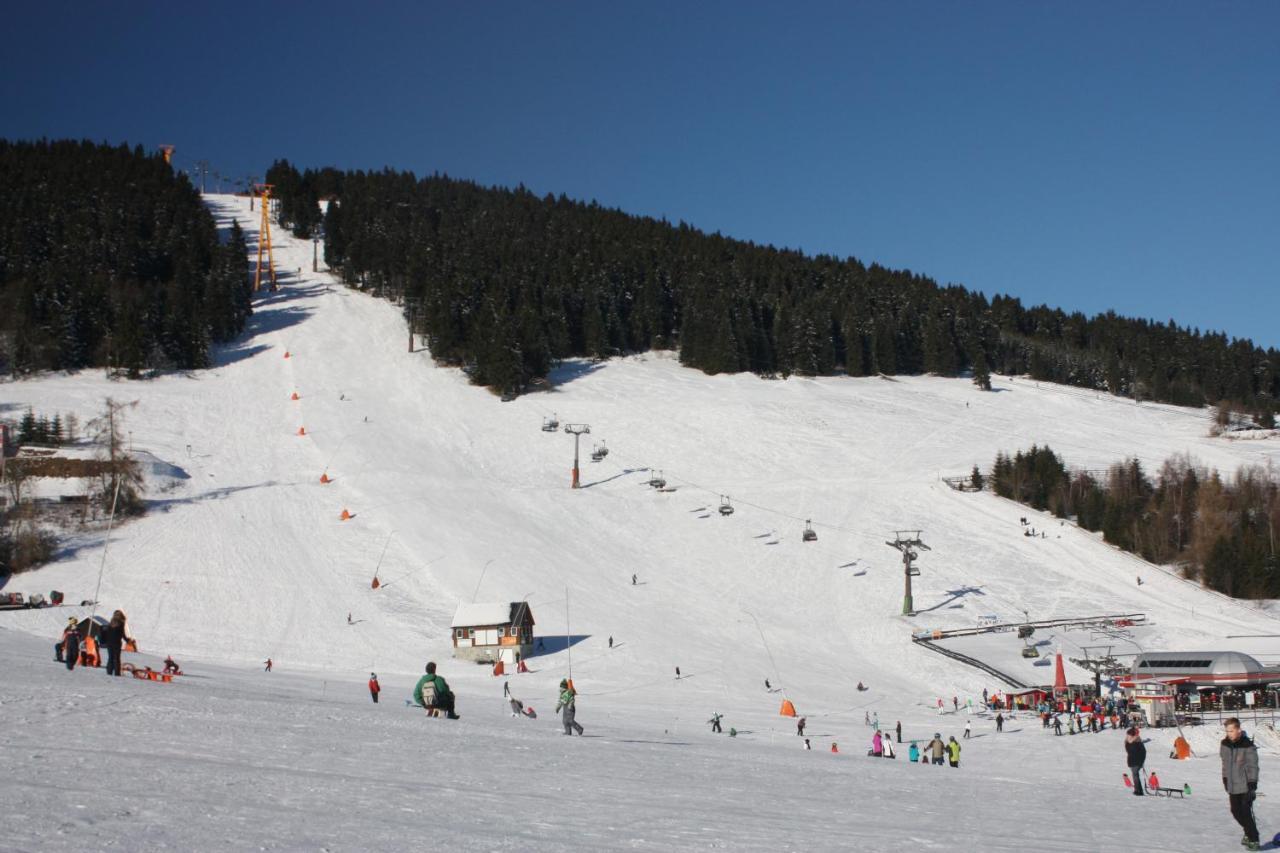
[1127,651,1274,689]
[450,602,534,664]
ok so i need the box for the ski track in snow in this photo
[0,193,1277,850]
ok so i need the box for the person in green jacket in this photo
[555,679,584,735]
[947,736,961,768]
[413,661,457,718]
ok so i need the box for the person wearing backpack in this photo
[414,662,457,719]
[556,679,584,735]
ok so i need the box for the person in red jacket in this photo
[368,673,381,703]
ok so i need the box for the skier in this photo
[947,736,961,768]
[996,712,1004,733]
[675,666,681,679]
[937,697,944,714]
[953,696,958,712]
[964,720,972,739]
[503,680,510,698]
[865,711,871,726]
[608,636,613,649]
[631,574,637,586]
[368,673,381,703]
[982,687,989,705]
[1221,717,1261,850]
[556,679,583,735]
[765,678,771,691]
[1136,576,1143,586]
[797,717,806,737]
[1124,727,1147,796]
[101,610,135,677]
[895,720,902,743]
[347,613,353,625]
[908,741,920,763]
[926,733,946,766]
[163,656,180,675]
[709,713,723,733]
[414,662,457,719]
[264,658,272,672]
[58,618,81,670]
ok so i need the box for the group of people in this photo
[906,734,962,767]
[55,610,136,676]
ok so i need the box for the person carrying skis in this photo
[908,741,920,763]
[926,733,946,766]
[556,679,584,735]
[1221,717,1261,850]
[1124,727,1147,796]
[709,713,723,733]
[414,662,457,719]
[100,610,135,677]
[796,716,806,737]
[368,673,381,703]
[947,736,961,768]
[58,618,80,670]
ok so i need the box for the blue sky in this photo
[3,2,1277,346]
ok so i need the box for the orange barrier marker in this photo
[298,427,306,436]
[291,392,300,401]
[320,473,331,484]
[493,660,505,676]
[340,508,352,521]
[779,699,797,717]
[284,351,291,359]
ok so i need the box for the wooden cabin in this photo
[450,602,535,664]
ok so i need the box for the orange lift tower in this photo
[158,144,175,164]
[254,183,277,292]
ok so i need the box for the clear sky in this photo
[3,2,1277,347]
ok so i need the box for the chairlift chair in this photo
[1017,624,1035,639]
[542,414,560,432]
[591,440,608,462]
[802,520,817,542]
[648,470,666,489]
[1021,645,1041,659]
[718,495,735,516]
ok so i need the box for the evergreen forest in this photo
[266,159,1277,419]
[0,139,251,376]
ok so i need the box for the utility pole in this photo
[886,530,929,616]
[312,235,320,272]
[564,424,591,488]
[406,300,417,353]
[195,160,208,194]
[254,183,277,293]
[248,176,259,210]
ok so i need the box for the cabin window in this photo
[468,628,475,638]
[454,628,465,639]
[497,627,506,637]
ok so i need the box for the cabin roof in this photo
[450,602,533,628]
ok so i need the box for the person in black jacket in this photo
[100,610,135,677]
[1124,727,1147,796]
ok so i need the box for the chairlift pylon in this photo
[718,495,735,516]
[802,520,817,542]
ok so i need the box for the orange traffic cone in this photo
[320,472,331,484]
[298,426,306,436]
[291,392,299,401]
[340,508,351,521]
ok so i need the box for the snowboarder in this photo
[926,734,946,766]
[996,712,1004,733]
[101,610,135,677]
[895,721,902,743]
[709,713,723,733]
[414,662,457,719]
[58,618,80,670]
[947,736,961,768]
[368,673,381,703]
[964,720,972,739]
[1221,717,1261,849]
[908,741,920,762]
[1124,727,1147,796]
[556,679,583,735]
[797,717,806,737]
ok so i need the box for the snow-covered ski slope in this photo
[4,193,1280,850]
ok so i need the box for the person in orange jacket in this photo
[368,673,381,703]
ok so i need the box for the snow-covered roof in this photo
[451,602,521,628]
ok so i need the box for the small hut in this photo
[450,602,534,664]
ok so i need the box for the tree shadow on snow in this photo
[528,634,591,658]
[546,359,606,388]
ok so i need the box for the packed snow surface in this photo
[2,193,1279,850]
